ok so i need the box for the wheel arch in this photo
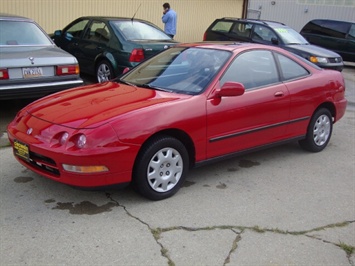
[134,129,196,170]
[314,102,336,121]
[94,52,120,76]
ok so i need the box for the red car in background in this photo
[7,42,347,200]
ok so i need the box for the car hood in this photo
[24,82,186,129]
[284,44,341,58]
[0,45,78,67]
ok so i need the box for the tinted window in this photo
[230,22,253,37]
[302,20,351,38]
[65,19,89,38]
[348,24,355,40]
[252,25,277,42]
[211,21,234,33]
[276,53,309,80]
[220,50,279,89]
[83,21,110,43]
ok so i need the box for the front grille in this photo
[329,57,342,63]
[22,151,60,176]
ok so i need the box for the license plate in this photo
[14,140,30,162]
[23,67,43,78]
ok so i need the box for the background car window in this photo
[112,21,171,40]
[211,21,233,33]
[274,27,308,44]
[276,53,309,80]
[220,50,279,89]
[348,24,355,40]
[230,22,253,37]
[0,21,52,46]
[83,21,110,43]
[65,19,89,38]
[251,25,276,42]
[317,20,351,38]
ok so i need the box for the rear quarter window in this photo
[211,21,233,33]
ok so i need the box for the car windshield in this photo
[111,20,172,40]
[0,20,52,46]
[273,26,309,45]
[120,47,231,95]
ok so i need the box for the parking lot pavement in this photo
[1,110,354,264]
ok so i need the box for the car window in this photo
[274,27,308,45]
[347,24,355,40]
[0,21,52,46]
[230,22,253,37]
[317,20,351,38]
[275,53,309,80]
[211,21,234,33]
[121,47,231,95]
[83,21,110,43]
[251,25,277,42]
[220,50,279,89]
[111,20,171,40]
[64,19,89,38]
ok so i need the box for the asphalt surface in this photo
[0,66,354,265]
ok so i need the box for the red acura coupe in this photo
[7,42,347,200]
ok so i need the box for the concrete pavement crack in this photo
[104,192,354,265]
[105,192,175,266]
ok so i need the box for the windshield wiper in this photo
[139,83,173,92]
[119,79,137,87]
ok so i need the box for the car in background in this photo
[300,19,355,62]
[51,16,178,83]
[203,18,344,71]
[0,14,83,100]
[7,42,347,200]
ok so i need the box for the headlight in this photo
[310,56,328,64]
[76,134,87,149]
[59,132,69,145]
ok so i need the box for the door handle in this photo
[274,91,284,97]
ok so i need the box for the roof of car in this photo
[178,41,280,52]
[77,16,151,23]
[0,13,33,21]
[216,17,286,26]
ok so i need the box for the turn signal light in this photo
[129,48,144,62]
[0,69,9,80]
[56,65,80,76]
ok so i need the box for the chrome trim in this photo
[0,80,83,90]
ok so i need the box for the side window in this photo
[319,20,350,38]
[211,21,233,33]
[220,50,279,90]
[276,53,309,80]
[347,24,355,40]
[65,19,89,38]
[83,21,110,43]
[230,22,253,37]
[252,25,277,42]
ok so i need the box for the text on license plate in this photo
[14,140,30,162]
[23,67,43,78]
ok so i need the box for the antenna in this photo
[131,3,142,21]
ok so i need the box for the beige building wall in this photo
[0,0,245,43]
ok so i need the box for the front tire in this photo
[96,60,114,83]
[133,136,189,200]
[299,108,333,152]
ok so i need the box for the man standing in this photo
[162,3,177,38]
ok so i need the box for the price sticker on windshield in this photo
[275,28,288,33]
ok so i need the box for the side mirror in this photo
[54,30,62,36]
[271,37,279,45]
[214,82,245,98]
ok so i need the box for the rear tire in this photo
[133,136,189,200]
[96,60,114,83]
[299,108,333,152]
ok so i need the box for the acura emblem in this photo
[27,128,33,135]
[29,57,35,65]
